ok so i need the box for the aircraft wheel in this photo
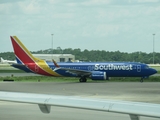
[83,78,87,82]
[106,76,110,80]
[79,77,87,82]
[79,78,83,82]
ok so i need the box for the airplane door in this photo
[35,64,39,72]
[88,66,95,71]
[137,65,141,72]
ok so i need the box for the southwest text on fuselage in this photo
[94,64,133,71]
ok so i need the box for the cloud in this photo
[0,0,160,53]
[81,0,111,6]
[137,0,159,3]
[17,0,41,14]
[0,2,13,14]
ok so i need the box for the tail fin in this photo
[1,57,4,63]
[10,36,42,64]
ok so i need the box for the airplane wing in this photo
[0,91,160,120]
[55,67,91,76]
[52,59,91,77]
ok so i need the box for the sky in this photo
[0,0,160,53]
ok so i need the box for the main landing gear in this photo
[79,77,87,82]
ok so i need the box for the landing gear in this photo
[140,77,144,83]
[106,76,110,80]
[79,77,87,82]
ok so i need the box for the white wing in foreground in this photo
[0,91,160,120]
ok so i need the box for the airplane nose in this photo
[150,68,157,75]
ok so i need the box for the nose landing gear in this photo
[140,76,149,83]
[140,77,144,83]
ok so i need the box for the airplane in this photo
[0,91,160,120]
[10,36,157,82]
[0,57,16,64]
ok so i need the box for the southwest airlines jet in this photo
[10,36,157,82]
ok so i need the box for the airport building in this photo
[33,54,75,62]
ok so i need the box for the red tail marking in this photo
[10,36,34,63]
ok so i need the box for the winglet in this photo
[52,59,60,68]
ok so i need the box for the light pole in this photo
[51,34,54,59]
[153,34,155,64]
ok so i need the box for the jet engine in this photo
[91,71,108,80]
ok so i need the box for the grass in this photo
[0,70,25,73]
[0,76,160,82]
[109,76,160,82]
[0,76,80,82]
[1,69,160,73]
[0,68,160,82]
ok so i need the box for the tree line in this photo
[1,48,160,64]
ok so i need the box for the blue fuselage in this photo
[12,61,157,79]
[47,62,156,77]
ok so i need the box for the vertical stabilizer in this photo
[1,57,4,63]
[10,36,61,76]
[10,36,41,64]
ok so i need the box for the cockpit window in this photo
[145,65,149,69]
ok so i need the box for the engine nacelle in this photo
[91,71,107,80]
